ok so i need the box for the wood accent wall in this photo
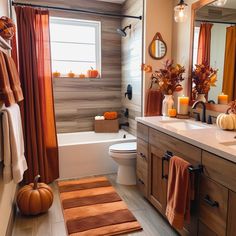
[121,0,143,135]
[16,0,123,133]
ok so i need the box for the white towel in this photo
[2,104,27,183]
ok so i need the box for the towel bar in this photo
[161,151,203,179]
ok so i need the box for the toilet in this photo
[109,142,137,185]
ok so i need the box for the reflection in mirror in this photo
[191,0,236,103]
[149,32,167,60]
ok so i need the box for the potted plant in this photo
[192,63,217,102]
[142,59,185,116]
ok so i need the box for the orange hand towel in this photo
[165,156,193,230]
[145,89,162,116]
[3,52,24,102]
[0,51,15,106]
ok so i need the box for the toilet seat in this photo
[109,142,137,154]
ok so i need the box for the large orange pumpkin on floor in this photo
[16,175,53,216]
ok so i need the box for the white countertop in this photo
[136,116,236,163]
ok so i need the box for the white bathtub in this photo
[57,130,136,179]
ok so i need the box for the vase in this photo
[196,94,206,103]
[162,94,174,116]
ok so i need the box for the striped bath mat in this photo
[58,176,142,236]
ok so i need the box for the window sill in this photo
[53,77,101,80]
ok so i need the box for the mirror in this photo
[190,0,236,104]
[149,32,167,60]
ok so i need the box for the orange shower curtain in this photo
[15,7,59,183]
[222,26,236,101]
[197,23,213,65]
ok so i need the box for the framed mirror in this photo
[189,0,236,110]
[149,32,167,60]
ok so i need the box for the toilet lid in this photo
[109,142,137,153]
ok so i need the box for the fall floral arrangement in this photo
[192,63,217,97]
[142,59,185,95]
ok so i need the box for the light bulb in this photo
[174,1,188,23]
[179,10,184,18]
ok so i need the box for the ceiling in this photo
[96,0,126,4]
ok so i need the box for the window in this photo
[50,17,101,76]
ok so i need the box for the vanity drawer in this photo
[137,138,148,162]
[198,221,217,236]
[199,175,228,236]
[149,128,201,165]
[136,165,148,197]
[137,122,149,142]
[202,151,236,192]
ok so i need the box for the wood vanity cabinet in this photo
[136,122,236,236]
[136,123,149,197]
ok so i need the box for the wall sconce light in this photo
[174,0,188,23]
[212,0,227,7]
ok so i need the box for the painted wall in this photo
[0,2,17,236]
[143,0,173,110]
[121,0,143,135]
[172,0,196,96]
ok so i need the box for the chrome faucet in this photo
[192,101,206,123]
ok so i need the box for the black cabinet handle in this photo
[203,195,219,208]
[162,157,168,179]
[138,178,144,185]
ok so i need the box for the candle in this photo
[168,108,177,117]
[177,95,189,115]
[218,93,228,105]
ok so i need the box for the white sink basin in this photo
[160,119,211,131]
[220,141,236,150]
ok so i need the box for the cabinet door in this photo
[199,175,228,236]
[227,191,236,236]
[149,145,168,215]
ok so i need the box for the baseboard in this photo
[5,192,17,236]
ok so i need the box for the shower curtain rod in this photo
[11,1,142,20]
[195,19,236,25]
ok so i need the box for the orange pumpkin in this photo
[87,67,99,78]
[68,71,75,78]
[79,73,86,79]
[52,71,61,77]
[16,175,53,216]
[104,111,118,120]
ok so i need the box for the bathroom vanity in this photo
[136,116,236,236]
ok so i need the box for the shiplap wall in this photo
[16,0,123,132]
[121,0,143,135]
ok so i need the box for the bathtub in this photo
[57,130,136,179]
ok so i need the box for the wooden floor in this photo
[12,174,178,236]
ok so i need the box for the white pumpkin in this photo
[216,110,236,130]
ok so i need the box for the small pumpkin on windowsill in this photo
[68,71,75,78]
[52,71,61,78]
[216,100,236,131]
[87,67,99,78]
[16,175,53,216]
[79,73,86,79]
